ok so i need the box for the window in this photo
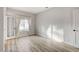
[19,18,29,31]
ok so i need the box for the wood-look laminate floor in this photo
[5,36,79,52]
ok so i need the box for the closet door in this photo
[63,8,75,46]
[74,9,79,48]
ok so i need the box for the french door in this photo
[7,16,16,39]
[6,15,31,39]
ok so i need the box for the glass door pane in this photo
[7,16,16,38]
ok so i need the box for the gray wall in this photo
[0,7,4,51]
[36,8,75,46]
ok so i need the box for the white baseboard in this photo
[6,33,35,40]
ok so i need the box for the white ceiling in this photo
[10,7,52,14]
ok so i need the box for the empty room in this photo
[0,7,79,52]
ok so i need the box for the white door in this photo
[74,9,79,48]
[63,8,75,46]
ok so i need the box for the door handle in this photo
[73,29,76,31]
[73,29,78,32]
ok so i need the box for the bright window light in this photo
[19,19,29,31]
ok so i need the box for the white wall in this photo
[0,7,4,51]
[36,8,75,46]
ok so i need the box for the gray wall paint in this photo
[36,8,75,46]
[0,7,4,51]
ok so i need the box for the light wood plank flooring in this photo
[5,36,79,52]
